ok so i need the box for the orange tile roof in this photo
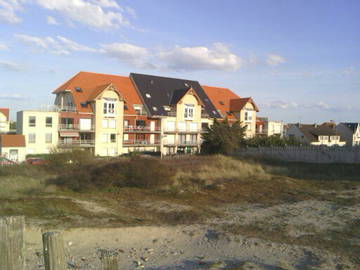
[53,71,142,114]
[230,97,259,112]
[202,85,241,119]
[0,134,26,147]
[0,108,9,120]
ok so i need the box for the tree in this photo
[246,134,301,147]
[201,119,247,155]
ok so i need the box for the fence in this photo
[235,146,360,163]
[0,216,119,270]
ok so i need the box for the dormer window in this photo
[153,106,158,111]
[163,106,171,111]
[146,93,151,98]
[244,110,253,121]
[75,87,82,92]
[219,101,224,105]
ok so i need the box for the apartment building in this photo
[0,108,10,134]
[256,117,284,137]
[17,110,59,155]
[202,86,259,138]
[12,71,259,157]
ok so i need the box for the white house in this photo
[336,123,360,146]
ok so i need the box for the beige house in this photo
[286,123,346,146]
[0,134,26,162]
[256,117,284,137]
[0,108,10,134]
[16,110,59,155]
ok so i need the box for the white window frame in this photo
[103,100,116,116]
[184,104,194,120]
[28,133,36,143]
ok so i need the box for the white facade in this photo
[0,111,9,133]
[17,110,59,155]
[267,121,285,137]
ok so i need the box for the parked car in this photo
[26,157,48,165]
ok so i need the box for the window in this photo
[45,133,52,144]
[163,106,171,111]
[110,134,116,143]
[46,117,52,127]
[102,119,108,128]
[29,116,36,127]
[178,122,186,131]
[103,101,116,116]
[179,134,186,144]
[152,106,158,111]
[136,120,146,127]
[101,133,108,143]
[190,122,198,132]
[124,120,129,127]
[190,134,197,143]
[109,119,116,129]
[330,136,339,141]
[123,134,129,141]
[28,133,36,143]
[184,105,194,120]
[166,121,175,131]
[319,136,329,141]
[146,93,151,98]
[244,111,253,121]
[202,123,209,131]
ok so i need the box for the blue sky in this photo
[0,0,359,123]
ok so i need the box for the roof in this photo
[230,97,259,112]
[295,124,341,142]
[341,122,359,133]
[202,86,240,120]
[53,71,142,114]
[0,108,9,121]
[0,134,26,147]
[130,73,221,118]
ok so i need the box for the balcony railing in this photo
[58,140,95,147]
[123,140,160,146]
[124,126,161,133]
[164,140,199,146]
[164,128,203,133]
[58,124,95,131]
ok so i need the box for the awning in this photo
[59,132,79,137]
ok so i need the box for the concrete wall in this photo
[236,146,360,163]
[16,110,59,155]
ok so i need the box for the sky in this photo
[0,0,359,123]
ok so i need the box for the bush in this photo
[51,156,176,191]
[246,135,300,147]
[46,149,95,173]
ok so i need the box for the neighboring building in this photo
[336,123,360,146]
[202,85,259,138]
[256,117,284,137]
[286,123,346,146]
[17,110,59,155]
[0,108,10,134]
[12,71,259,157]
[0,134,26,162]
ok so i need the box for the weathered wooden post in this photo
[42,231,66,270]
[0,216,25,270]
[100,249,119,270]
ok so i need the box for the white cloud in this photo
[47,15,59,25]
[0,93,26,100]
[265,100,299,110]
[101,42,152,68]
[158,43,244,71]
[15,33,97,55]
[0,43,8,50]
[0,60,26,71]
[266,54,286,66]
[125,6,137,18]
[35,0,130,30]
[0,0,25,23]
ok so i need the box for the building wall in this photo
[17,111,59,155]
[286,125,309,144]
[94,88,124,156]
[0,146,27,162]
[267,121,285,137]
[336,124,360,146]
[238,102,257,138]
[0,112,10,133]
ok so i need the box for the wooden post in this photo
[0,216,25,270]
[100,249,119,270]
[42,231,66,270]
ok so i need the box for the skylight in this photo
[146,93,151,98]
[75,87,82,92]
[153,106,158,111]
[219,101,224,105]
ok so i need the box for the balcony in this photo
[58,124,95,132]
[58,140,95,148]
[164,140,199,147]
[124,126,161,133]
[39,105,77,112]
[164,128,202,134]
[123,140,160,147]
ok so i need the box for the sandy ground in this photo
[24,194,358,270]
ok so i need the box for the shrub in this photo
[51,156,176,191]
[246,135,300,147]
[46,149,95,173]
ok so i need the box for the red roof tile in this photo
[0,108,9,121]
[0,135,26,147]
[53,71,142,114]
[230,97,259,112]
